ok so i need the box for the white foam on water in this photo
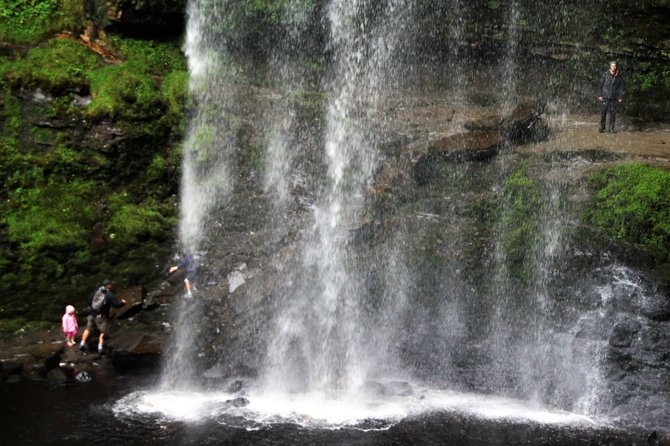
[113,386,601,430]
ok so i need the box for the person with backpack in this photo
[79,279,126,354]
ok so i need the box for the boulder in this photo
[0,360,23,375]
[500,102,549,145]
[227,270,246,294]
[47,367,69,386]
[388,380,414,397]
[361,380,394,397]
[430,130,502,162]
[108,330,165,371]
[414,102,549,186]
[637,293,670,321]
[28,342,64,372]
[413,130,501,185]
[147,283,181,305]
[225,397,250,408]
[110,285,145,320]
[61,346,82,362]
[609,319,642,348]
[6,374,21,384]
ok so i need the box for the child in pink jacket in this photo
[62,305,78,347]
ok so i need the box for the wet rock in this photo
[637,293,670,321]
[108,330,165,371]
[413,130,502,185]
[0,360,23,376]
[388,381,414,396]
[81,121,126,151]
[463,113,501,131]
[609,319,642,348]
[61,346,82,362]
[147,284,181,305]
[431,130,502,162]
[75,370,92,384]
[225,397,250,408]
[110,285,146,320]
[361,381,394,397]
[29,342,64,372]
[71,94,92,107]
[227,379,245,393]
[227,270,246,294]
[32,88,52,103]
[500,102,549,144]
[141,295,161,311]
[47,367,68,386]
[6,374,21,384]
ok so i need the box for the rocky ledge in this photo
[0,280,179,386]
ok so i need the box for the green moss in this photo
[586,163,670,255]
[1,38,103,93]
[0,0,60,44]
[112,37,187,75]
[4,179,97,257]
[161,69,189,118]
[106,193,176,249]
[0,317,53,333]
[0,317,27,333]
[87,65,163,119]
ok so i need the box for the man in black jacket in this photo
[598,61,625,133]
[79,279,126,354]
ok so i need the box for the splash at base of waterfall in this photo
[113,384,600,431]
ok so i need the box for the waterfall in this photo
[161,0,243,389]
[137,0,670,431]
[262,0,413,396]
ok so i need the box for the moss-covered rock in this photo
[0,38,104,93]
[0,7,187,323]
[0,0,85,44]
[586,163,670,258]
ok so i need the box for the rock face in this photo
[609,319,642,348]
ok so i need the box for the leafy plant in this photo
[628,61,670,93]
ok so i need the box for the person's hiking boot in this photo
[79,343,86,352]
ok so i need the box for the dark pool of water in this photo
[0,373,663,446]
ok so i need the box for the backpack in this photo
[91,287,107,313]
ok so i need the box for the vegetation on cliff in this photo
[587,163,670,258]
[0,2,186,325]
